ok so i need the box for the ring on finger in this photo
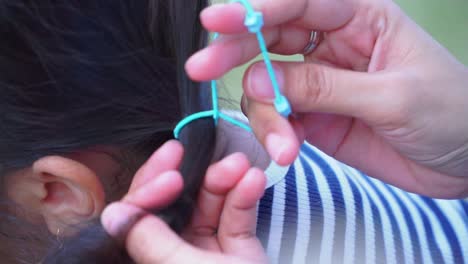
[302,31,323,55]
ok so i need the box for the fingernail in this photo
[240,94,248,114]
[265,133,290,162]
[186,49,208,68]
[101,203,145,239]
[248,63,284,100]
[250,0,267,7]
[203,3,225,11]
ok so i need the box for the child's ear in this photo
[7,155,105,235]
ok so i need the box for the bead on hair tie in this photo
[174,0,291,139]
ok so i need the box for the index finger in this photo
[200,0,354,34]
[128,140,184,192]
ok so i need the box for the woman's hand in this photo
[101,140,268,264]
[186,0,468,198]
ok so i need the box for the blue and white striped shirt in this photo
[257,143,468,264]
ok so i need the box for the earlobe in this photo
[30,156,105,235]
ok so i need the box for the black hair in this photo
[0,0,215,263]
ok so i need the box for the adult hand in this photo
[101,140,268,264]
[186,0,468,198]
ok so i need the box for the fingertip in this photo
[159,141,185,165]
[130,140,184,191]
[205,152,251,194]
[101,202,120,237]
[246,167,267,193]
[265,133,299,166]
[244,98,300,166]
[185,50,209,81]
[124,170,184,209]
[101,202,146,239]
[149,139,184,166]
[200,3,247,34]
[222,152,251,170]
[229,167,267,210]
[185,47,228,81]
[164,139,184,153]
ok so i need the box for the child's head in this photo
[0,0,214,263]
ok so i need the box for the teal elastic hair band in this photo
[173,0,291,139]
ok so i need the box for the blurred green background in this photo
[211,0,468,105]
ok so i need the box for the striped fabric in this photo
[257,143,468,264]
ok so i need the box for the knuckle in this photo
[220,229,256,240]
[293,64,332,109]
[191,226,218,237]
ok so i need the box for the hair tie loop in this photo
[174,110,214,138]
[174,0,291,139]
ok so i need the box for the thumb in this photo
[243,61,386,120]
[102,203,246,264]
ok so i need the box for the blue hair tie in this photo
[174,0,291,139]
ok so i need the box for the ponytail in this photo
[40,0,214,263]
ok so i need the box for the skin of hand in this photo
[185,0,468,198]
[101,140,268,264]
